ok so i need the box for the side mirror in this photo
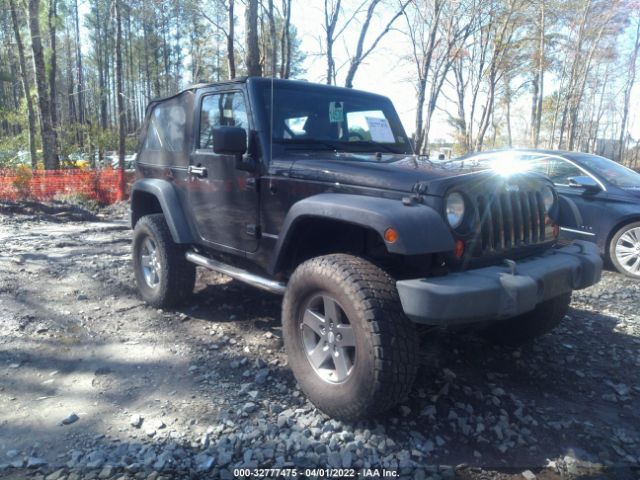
[568,176,601,193]
[212,127,247,155]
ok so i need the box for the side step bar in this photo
[185,251,287,295]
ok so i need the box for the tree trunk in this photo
[74,0,84,127]
[530,2,544,148]
[48,0,58,129]
[506,82,513,147]
[267,0,277,77]
[452,59,468,152]
[549,57,568,148]
[324,0,340,84]
[10,0,38,168]
[534,3,545,148]
[529,74,538,147]
[65,17,76,126]
[227,0,236,79]
[115,0,126,198]
[161,8,170,92]
[245,0,262,76]
[280,0,292,78]
[28,0,59,169]
[409,0,442,154]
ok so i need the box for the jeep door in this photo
[188,88,259,253]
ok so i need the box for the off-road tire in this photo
[133,214,195,308]
[480,292,572,346]
[282,254,419,420]
[609,221,640,279]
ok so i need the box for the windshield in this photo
[256,82,412,156]
[569,154,640,189]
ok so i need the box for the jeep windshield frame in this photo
[249,78,413,159]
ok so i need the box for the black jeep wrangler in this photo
[130,77,602,420]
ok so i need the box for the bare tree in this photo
[343,0,410,88]
[475,0,523,151]
[618,18,640,162]
[115,0,125,197]
[227,0,236,78]
[279,0,292,78]
[201,0,238,79]
[323,0,342,84]
[556,0,623,150]
[27,0,59,169]
[406,0,475,153]
[48,0,58,128]
[245,0,262,76]
[529,0,545,148]
[266,0,277,77]
[9,0,38,168]
[405,0,442,153]
[74,0,85,128]
[449,11,491,153]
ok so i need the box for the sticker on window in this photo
[329,102,344,123]
[365,117,395,143]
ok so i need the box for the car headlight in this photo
[541,186,555,213]
[445,192,466,229]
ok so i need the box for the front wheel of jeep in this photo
[480,292,572,346]
[282,254,419,421]
[132,214,196,309]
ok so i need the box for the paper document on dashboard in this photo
[365,117,395,143]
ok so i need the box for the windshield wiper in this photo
[274,138,343,151]
[345,140,403,154]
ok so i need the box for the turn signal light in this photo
[454,240,465,258]
[553,224,560,238]
[384,228,398,244]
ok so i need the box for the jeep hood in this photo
[285,153,491,195]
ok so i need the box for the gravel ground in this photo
[0,200,639,480]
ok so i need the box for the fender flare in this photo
[130,179,194,244]
[268,193,455,274]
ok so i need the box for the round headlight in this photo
[446,192,466,229]
[542,186,555,212]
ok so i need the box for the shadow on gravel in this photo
[2,268,639,478]
[183,276,283,326]
[174,281,640,471]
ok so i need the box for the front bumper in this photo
[396,241,602,325]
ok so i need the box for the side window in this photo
[199,92,249,149]
[547,159,583,185]
[527,157,553,176]
[143,101,186,153]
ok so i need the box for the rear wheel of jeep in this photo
[282,254,419,420]
[480,292,572,346]
[133,214,195,308]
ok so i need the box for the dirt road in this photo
[0,201,639,479]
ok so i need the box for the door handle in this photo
[188,165,208,178]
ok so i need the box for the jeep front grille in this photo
[475,189,551,254]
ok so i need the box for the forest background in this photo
[1,0,639,171]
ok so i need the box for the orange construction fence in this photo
[0,168,132,205]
